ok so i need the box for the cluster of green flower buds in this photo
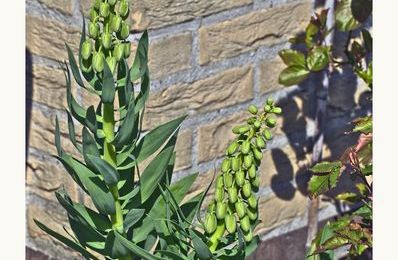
[81,0,131,74]
[204,98,282,244]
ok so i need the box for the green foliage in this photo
[34,0,283,259]
[277,0,372,258]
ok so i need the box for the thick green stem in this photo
[103,103,131,260]
[208,220,225,252]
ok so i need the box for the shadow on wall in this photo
[26,48,33,169]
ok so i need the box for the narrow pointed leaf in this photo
[85,105,98,134]
[114,232,163,260]
[189,229,213,260]
[130,30,149,81]
[124,208,145,231]
[140,141,175,203]
[66,43,85,88]
[133,115,186,164]
[102,62,116,104]
[34,220,99,260]
[104,230,130,259]
[55,116,62,156]
[113,96,136,149]
[86,154,120,186]
[66,110,82,153]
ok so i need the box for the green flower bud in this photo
[264,104,272,113]
[93,52,105,73]
[266,117,277,128]
[99,2,110,17]
[263,129,272,140]
[232,126,241,134]
[215,187,224,202]
[238,125,250,134]
[240,215,251,232]
[248,164,256,179]
[88,22,100,39]
[216,202,227,220]
[93,0,101,10]
[228,186,238,203]
[119,0,129,19]
[256,136,266,149]
[225,213,237,234]
[243,228,253,242]
[221,158,231,173]
[216,175,224,189]
[247,195,257,209]
[251,176,260,191]
[89,8,98,22]
[102,33,112,49]
[247,117,256,125]
[253,148,263,161]
[123,42,131,58]
[272,107,282,114]
[111,15,122,32]
[231,156,241,172]
[227,141,239,155]
[266,97,274,106]
[207,201,216,213]
[248,104,258,115]
[81,40,92,60]
[241,141,251,155]
[247,207,258,221]
[235,170,245,187]
[223,172,233,188]
[106,56,117,73]
[118,21,130,40]
[244,154,253,168]
[108,0,117,6]
[204,212,217,234]
[253,120,261,129]
[235,200,246,219]
[242,181,252,198]
[113,43,125,61]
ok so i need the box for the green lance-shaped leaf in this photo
[308,165,342,198]
[66,43,86,89]
[279,65,310,86]
[130,30,149,82]
[82,127,100,170]
[113,96,136,149]
[54,116,62,156]
[140,136,176,203]
[104,230,130,259]
[66,110,82,153]
[189,229,213,260]
[85,105,98,134]
[278,49,306,67]
[65,63,87,125]
[114,232,164,260]
[34,220,100,260]
[132,115,186,164]
[86,154,120,186]
[57,153,116,214]
[135,70,150,113]
[102,61,116,104]
[123,208,145,231]
[132,172,199,243]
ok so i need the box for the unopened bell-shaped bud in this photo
[106,56,117,73]
[123,42,131,58]
[89,8,98,22]
[119,0,129,19]
[248,104,258,115]
[102,33,112,49]
[113,43,125,61]
[99,2,110,17]
[93,52,105,73]
[108,0,117,6]
[111,15,122,32]
[88,22,100,39]
[81,40,93,60]
[93,0,101,10]
[118,21,130,40]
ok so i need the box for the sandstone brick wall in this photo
[25,0,371,259]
